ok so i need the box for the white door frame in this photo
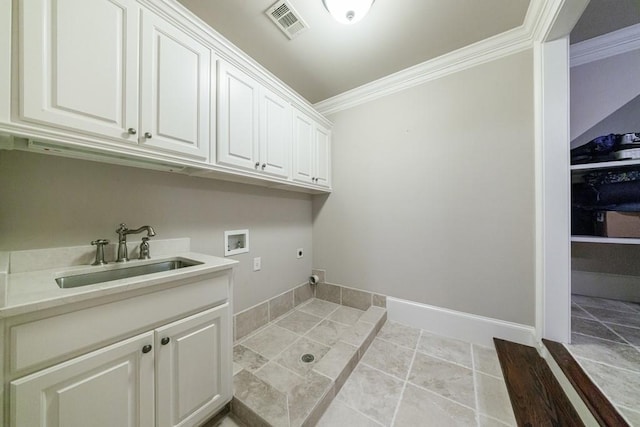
[535,0,590,343]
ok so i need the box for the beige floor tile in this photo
[254,361,304,394]
[475,373,516,425]
[317,400,382,427]
[233,370,288,426]
[337,363,404,425]
[571,317,626,343]
[276,337,331,376]
[361,338,414,379]
[269,291,294,321]
[618,406,640,426]
[342,287,373,311]
[376,321,420,349]
[581,306,640,328]
[276,309,323,335]
[571,303,594,320]
[472,344,503,378]
[306,319,350,346]
[207,414,247,427]
[235,302,269,341]
[313,341,358,380]
[607,323,640,346]
[340,321,375,347]
[288,370,333,427]
[241,324,299,359]
[394,383,476,427]
[573,295,639,314]
[298,298,341,318]
[408,352,475,408]
[359,306,387,325]
[328,306,364,325]
[478,414,514,427]
[569,333,640,372]
[316,283,341,304]
[418,331,472,368]
[233,345,268,373]
[577,358,640,409]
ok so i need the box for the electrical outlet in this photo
[296,248,304,259]
[253,257,261,271]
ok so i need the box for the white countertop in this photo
[0,242,237,318]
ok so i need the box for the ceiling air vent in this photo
[266,0,309,40]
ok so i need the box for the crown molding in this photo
[570,23,640,68]
[314,0,559,116]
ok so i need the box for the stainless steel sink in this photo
[55,259,203,289]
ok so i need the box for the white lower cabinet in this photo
[10,303,230,427]
[11,332,155,427]
[155,305,231,427]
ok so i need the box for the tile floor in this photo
[231,298,387,426]
[317,321,516,427]
[569,294,640,426]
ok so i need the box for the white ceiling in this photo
[177,0,530,104]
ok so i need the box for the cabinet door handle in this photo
[144,132,152,139]
[255,162,260,169]
[142,344,152,354]
[261,163,266,170]
[161,337,170,345]
[127,128,137,135]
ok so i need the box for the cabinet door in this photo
[10,332,154,427]
[259,87,291,178]
[314,125,331,188]
[155,303,231,427]
[292,109,315,184]
[217,61,259,170]
[19,0,139,142]
[139,10,211,160]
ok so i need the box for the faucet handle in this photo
[91,239,110,266]
[116,223,127,234]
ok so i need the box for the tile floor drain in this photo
[301,353,315,363]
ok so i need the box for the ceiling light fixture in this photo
[322,0,375,25]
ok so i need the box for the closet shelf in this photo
[571,158,640,171]
[571,236,640,245]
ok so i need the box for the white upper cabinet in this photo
[19,0,140,143]
[217,62,291,178]
[292,109,315,184]
[139,10,211,160]
[12,0,330,191]
[259,86,291,178]
[293,109,331,188]
[314,124,331,188]
[216,61,259,170]
[19,0,211,161]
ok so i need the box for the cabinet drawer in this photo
[10,272,229,375]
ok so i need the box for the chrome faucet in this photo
[115,223,156,262]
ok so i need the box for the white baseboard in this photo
[387,297,536,348]
[572,270,640,303]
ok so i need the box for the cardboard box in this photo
[604,211,640,238]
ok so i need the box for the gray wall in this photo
[570,49,640,143]
[312,50,536,326]
[0,150,313,313]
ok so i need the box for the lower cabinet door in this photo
[10,332,155,427]
[155,303,231,427]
